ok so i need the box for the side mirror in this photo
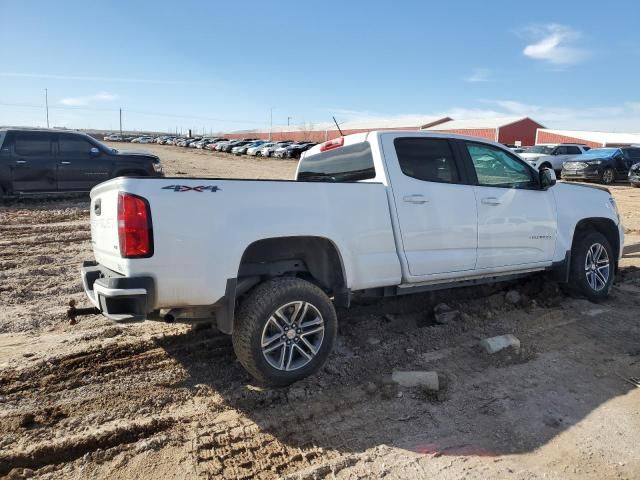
[540,168,556,189]
[90,147,100,156]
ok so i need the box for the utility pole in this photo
[45,88,49,128]
[119,108,123,138]
[269,108,273,141]
[287,116,292,127]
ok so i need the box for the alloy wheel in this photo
[585,243,610,291]
[261,301,325,371]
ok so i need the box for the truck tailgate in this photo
[89,180,126,273]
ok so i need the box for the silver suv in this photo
[520,144,590,173]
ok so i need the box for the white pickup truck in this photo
[82,131,624,385]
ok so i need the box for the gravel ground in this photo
[1,143,639,479]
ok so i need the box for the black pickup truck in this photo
[0,128,163,198]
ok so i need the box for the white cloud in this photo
[327,101,640,132]
[521,24,588,65]
[465,68,492,83]
[59,92,117,106]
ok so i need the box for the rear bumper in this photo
[81,261,155,322]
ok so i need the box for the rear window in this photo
[297,142,375,182]
[14,134,51,156]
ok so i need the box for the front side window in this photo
[58,136,95,155]
[394,137,460,183]
[466,142,536,188]
[14,134,51,156]
[554,146,568,155]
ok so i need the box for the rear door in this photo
[381,134,478,278]
[10,131,56,192]
[461,140,557,270]
[56,133,111,191]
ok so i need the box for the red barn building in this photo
[425,117,544,146]
[223,116,452,142]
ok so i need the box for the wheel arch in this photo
[216,236,349,335]
[572,217,620,263]
[238,235,348,295]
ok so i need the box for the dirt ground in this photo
[1,143,639,480]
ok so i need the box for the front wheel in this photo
[569,231,614,301]
[601,168,615,184]
[233,277,337,386]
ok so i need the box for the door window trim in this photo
[393,136,473,186]
[457,139,542,190]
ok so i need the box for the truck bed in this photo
[89,177,402,309]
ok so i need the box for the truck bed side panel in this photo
[90,178,401,308]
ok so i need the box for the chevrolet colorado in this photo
[81,131,624,385]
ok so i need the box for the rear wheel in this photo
[233,277,337,386]
[601,168,615,184]
[568,231,614,301]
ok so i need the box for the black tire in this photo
[601,168,615,185]
[539,162,552,170]
[568,230,615,301]
[233,277,337,387]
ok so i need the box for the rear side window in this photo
[394,137,459,183]
[565,146,581,154]
[14,134,51,156]
[624,148,640,160]
[297,142,375,182]
[58,135,95,154]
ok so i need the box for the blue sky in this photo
[1,0,640,133]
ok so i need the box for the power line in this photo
[0,100,271,125]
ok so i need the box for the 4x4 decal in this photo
[162,185,221,192]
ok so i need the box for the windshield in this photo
[581,148,618,158]
[525,146,554,154]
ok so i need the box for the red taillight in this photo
[117,192,153,258]
[319,137,344,152]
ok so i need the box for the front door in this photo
[381,134,478,278]
[10,132,56,192]
[56,134,111,191]
[462,141,557,270]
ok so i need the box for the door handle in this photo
[60,161,71,165]
[481,197,501,206]
[403,194,429,204]
[15,160,27,164]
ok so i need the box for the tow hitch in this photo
[66,299,100,325]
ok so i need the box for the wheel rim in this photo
[603,169,614,183]
[261,301,325,371]
[585,243,610,291]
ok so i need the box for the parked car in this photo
[520,144,590,173]
[286,142,317,159]
[629,162,640,187]
[562,147,640,184]
[232,140,268,155]
[248,142,276,156]
[261,141,292,157]
[220,139,256,153]
[0,128,163,199]
[81,131,623,386]
[205,140,229,151]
